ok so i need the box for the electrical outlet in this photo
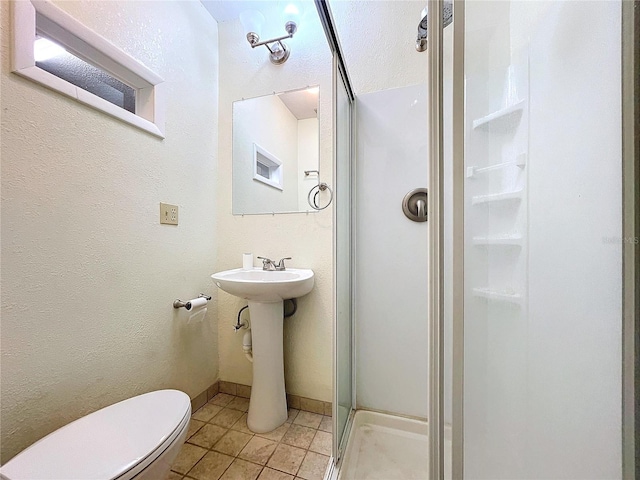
[160,203,178,225]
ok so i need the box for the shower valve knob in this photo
[402,188,428,222]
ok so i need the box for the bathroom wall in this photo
[330,0,429,95]
[0,0,219,462]
[214,3,333,402]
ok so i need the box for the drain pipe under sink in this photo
[236,299,297,363]
[242,329,253,363]
[235,306,253,362]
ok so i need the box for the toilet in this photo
[0,389,191,480]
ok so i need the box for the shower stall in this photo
[319,0,638,479]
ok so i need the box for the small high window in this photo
[12,0,165,138]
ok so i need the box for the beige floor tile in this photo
[190,424,229,449]
[227,396,250,412]
[219,458,263,480]
[281,424,316,449]
[318,416,332,433]
[173,443,208,474]
[239,436,278,465]
[230,413,253,434]
[211,408,244,428]
[168,471,183,480]
[266,444,306,475]
[286,409,300,423]
[211,393,236,406]
[308,431,331,456]
[193,403,224,422]
[213,430,254,456]
[188,451,235,480]
[257,468,294,480]
[292,412,322,429]
[296,452,329,480]
[188,419,206,439]
[256,423,290,442]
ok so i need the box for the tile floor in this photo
[171,393,332,480]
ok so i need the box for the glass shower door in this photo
[334,57,354,459]
[460,1,623,478]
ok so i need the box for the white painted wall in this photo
[330,0,429,95]
[0,0,219,463]
[216,2,333,402]
[233,95,299,214]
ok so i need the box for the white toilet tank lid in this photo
[0,389,191,480]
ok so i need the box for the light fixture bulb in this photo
[282,3,301,34]
[34,37,66,62]
[240,10,265,44]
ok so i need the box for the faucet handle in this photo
[257,256,275,270]
[276,257,292,270]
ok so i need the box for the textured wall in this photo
[330,0,429,96]
[216,4,333,402]
[0,0,219,462]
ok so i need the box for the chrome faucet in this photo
[257,256,292,271]
[275,257,292,271]
[257,256,276,270]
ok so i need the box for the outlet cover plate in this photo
[160,203,178,225]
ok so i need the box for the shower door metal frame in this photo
[314,0,357,468]
[427,0,445,479]
[451,1,465,479]
[621,1,639,478]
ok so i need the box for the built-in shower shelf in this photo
[473,287,523,306]
[472,189,523,205]
[472,234,523,246]
[472,100,526,130]
[467,153,527,178]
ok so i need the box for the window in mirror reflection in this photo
[233,86,320,215]
[253,144,283,190]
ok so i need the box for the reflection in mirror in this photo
[232,86,320,215]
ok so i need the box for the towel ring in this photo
[307,182,333,210]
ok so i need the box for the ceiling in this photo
[201,1,286,23]
[279,87,319,120]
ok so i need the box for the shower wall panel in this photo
[463,1,622,478]
[355,84,429,418]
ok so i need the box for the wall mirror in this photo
[232,86,320,215]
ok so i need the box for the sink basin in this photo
[211,266,315,433]
[211,268,314,303]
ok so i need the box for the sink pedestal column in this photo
[246,300,288,433]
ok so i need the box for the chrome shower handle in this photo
[402,188,428,222]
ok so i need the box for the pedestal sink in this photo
[211,268,314,433]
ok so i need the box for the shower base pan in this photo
[337,410,451,480]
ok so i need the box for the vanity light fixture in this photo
[240,4,301,65]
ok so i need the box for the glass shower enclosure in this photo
[322,0,637,478]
